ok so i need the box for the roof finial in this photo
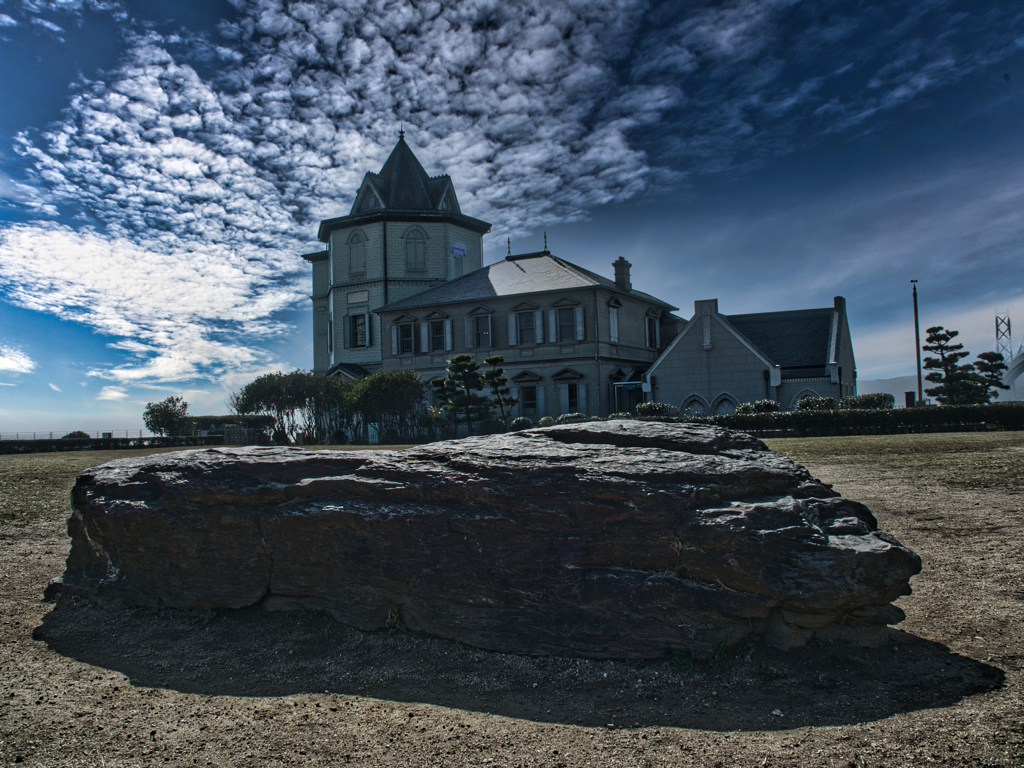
[507,236,511,257]
[399,121,404,140]
[543,231,548,251]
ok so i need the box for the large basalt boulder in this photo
[49,421,921,658]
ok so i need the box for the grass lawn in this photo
[765,430,1024,494]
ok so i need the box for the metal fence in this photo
[0,430,152,440]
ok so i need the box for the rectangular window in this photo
[430,320,446,352]
[646,317,658,348]
[558,307,576,343]
[521,385,538,415]
[351,314,367,348]
[567,383,579,412]
[398,323,414,354]
[475,315,491,348]
[517,312,535,344]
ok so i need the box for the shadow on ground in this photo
[37,596,1003,732]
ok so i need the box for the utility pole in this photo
[912,280,922,404]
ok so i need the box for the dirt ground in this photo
[1,434,1023,766]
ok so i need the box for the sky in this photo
[1,0,1023,431]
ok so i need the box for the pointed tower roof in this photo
[317,133,491,241]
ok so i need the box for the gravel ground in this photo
[1,440,1022,766]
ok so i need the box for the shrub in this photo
[839,393,895,410]
[479,417,506,435]
[555,412,587,424]
[61,430,91,439]
[796,396,835,411]
[735,399,780,414]
[538,416,555,427]
[606,412,635,421]
[635,401,680,421]
[588,415,604,421]
[510,416,533,431]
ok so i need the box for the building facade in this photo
[302,133,491,377]
[376,250,680,419]
[644,297,856,413]
[302,135,857,418]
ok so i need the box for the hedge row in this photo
[679,401,1024,437]
[0,435,225,456]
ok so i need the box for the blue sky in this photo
[2,0,1023,430]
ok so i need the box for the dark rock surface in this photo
[49,421,921,658]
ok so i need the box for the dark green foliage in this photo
[348,370,426,444]
[143,396,192,436]
[923,326,980,405]
[478,417,506,435]
[683,401,1024,436]
[510,416,533,431]
[234,370,424,445]
[431,354,492,436]
[635,401,680,420]
[606,412,636,421]
[839,393,895,410]
[62,431,91,439]
[975,351,1010,401]
[796,396,835,411]
[735,399,780,414]
[481,355,518,423]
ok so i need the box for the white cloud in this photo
[0,382,16,386]
[49,382,61,391]
[0,345,35,373]
[5,0,1024,390]
[0,223,303,384]
[96,386,128,400]
[0,14,18,27]
[30,16,61,32]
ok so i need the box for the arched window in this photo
[349,231,367,276]
[713,396,737,415]
[682,396,709,415]
[405,229,426,272]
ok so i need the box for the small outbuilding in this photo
[643,297,856,413]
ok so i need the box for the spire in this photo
[543,231,548,251]
[399,122,404,140]
[507,237,511,257]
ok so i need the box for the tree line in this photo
[142,355,520,445]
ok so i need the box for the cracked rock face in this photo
[50,421,921,658]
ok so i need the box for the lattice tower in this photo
[996,314,1012,359]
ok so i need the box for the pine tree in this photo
[974,351,1010,402]
[431,354,492,435]
[922,326,987,405]
[481,355,518,423]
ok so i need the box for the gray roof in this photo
[375,252,678,313]
[353,134,457,214]
[725,308,834,370]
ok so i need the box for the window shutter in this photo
[644,317,651,348]
[537,385,546,417]
[575,306,585,341]
[444,319,453,351]
[390,325,398,356]
[559,383,569,414]
[364,312,371,346]
[578,383,588,415]
[510,387,520,419]
[508,313,518,346]
[484,315,492,347]
[419,322,429,353]
[609,307,618,343]
[465,316,475,349]
[342,315,350,348]
[548,310,557,343]
[655,319,661,348]
[534,310,543,344]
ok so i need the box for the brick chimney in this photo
[613,257,632,291]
